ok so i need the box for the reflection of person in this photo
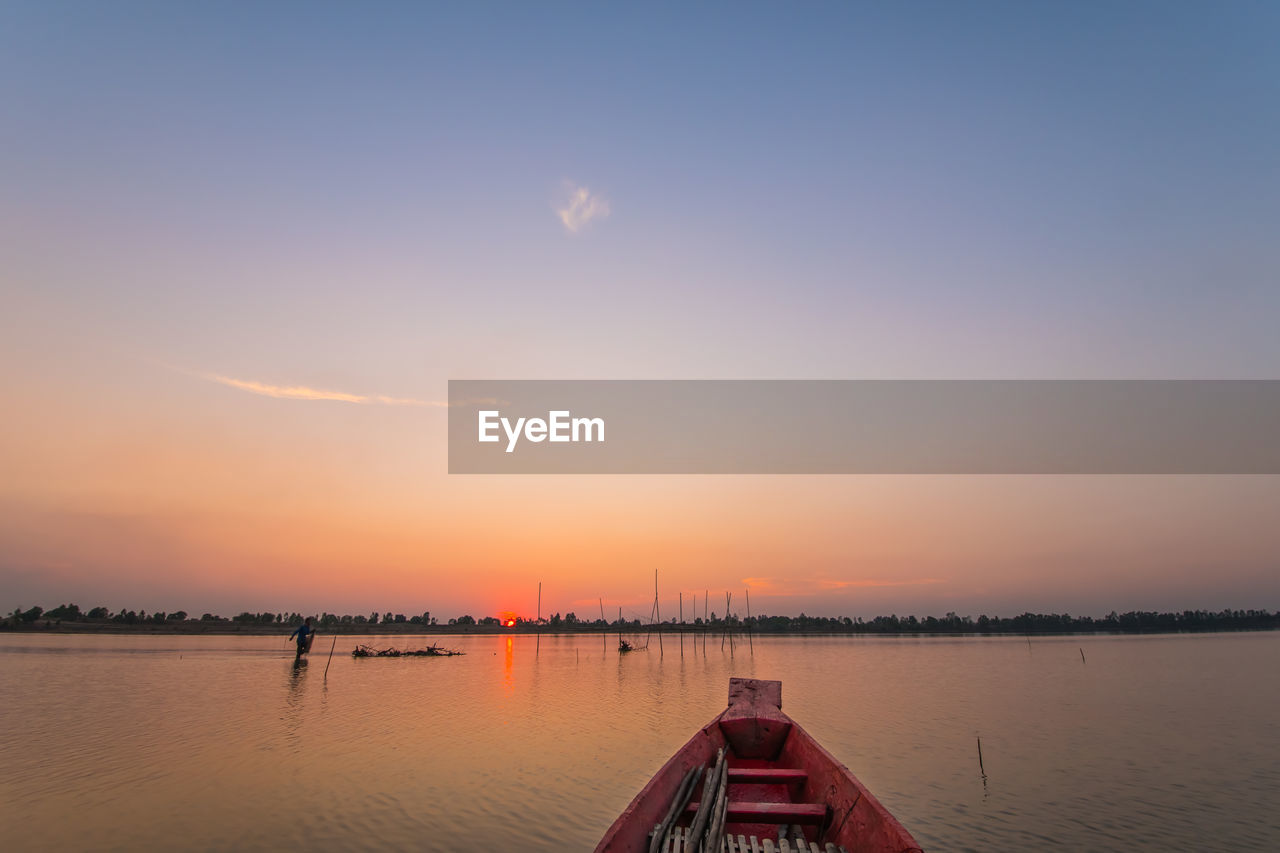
[288,617,313,662]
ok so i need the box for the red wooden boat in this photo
[596,679,923,853]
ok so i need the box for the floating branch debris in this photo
[351,643,463,658]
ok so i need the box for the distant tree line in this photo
[2,605,438,628]
[740,609,1280,634]
[5,604,1279,635]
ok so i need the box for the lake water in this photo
[2,631,1277,851]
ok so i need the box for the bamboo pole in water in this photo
[722,592,732,651]
[728,592,735,656]
[323,635,337,681]
[646,595,654,651]
[655,570,662,658]
[679,592,684,658]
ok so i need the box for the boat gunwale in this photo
[593,680,923,853]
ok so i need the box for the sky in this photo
[2,2,1278,621]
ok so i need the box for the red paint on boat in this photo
[595,678,923,853]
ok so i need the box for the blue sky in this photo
[6,2,1278,381]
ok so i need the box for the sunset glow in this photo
[3,6,1279,852]
[2,3,1277,623]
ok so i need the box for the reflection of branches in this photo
[350,643,463,657]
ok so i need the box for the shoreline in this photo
[4,621,1278,638]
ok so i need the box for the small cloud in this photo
[557,182,610,233]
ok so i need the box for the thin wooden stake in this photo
[323,635,337,681]
[680,592,684,658]
[1079,647,1086,664]
[656,569,663,658]
[977,736,987,778]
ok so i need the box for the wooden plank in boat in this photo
[726,769,808,785]
[683,801,825,824]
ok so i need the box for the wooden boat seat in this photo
[683,800,825,824]
[726,768,807,784]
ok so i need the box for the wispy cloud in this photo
[557,182,610,233]
[197,372,485,407]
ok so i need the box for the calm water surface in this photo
[1,631,1277,851]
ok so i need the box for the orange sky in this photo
[3,4,1278,620]
[3,353,1277,618]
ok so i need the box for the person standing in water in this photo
[288,617,314,662]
